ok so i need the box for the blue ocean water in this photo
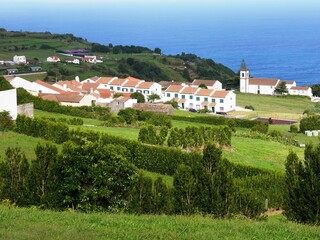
[1,1,320,86]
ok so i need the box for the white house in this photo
[0,89,17,119]
[136,82,163,100]
[65,58,80,64]
[164,85,236,113]
[13,55,26,64]
[288,86,313,98]
[47,56,60,62]
[40,93,97,107]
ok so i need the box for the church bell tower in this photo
[240,59,249,93]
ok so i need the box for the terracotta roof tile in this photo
[195,88,214,96]
[165,85,184,92]
[109,78,127,86]
[122,79,142,87]
[180,86,198,94]
[212,90,229,98]
[290,86,309,91]
[97,77,114,84]
[136,82,155,89]
[249,78,279,86]
[201,101,216,107]
[97,89,112,99]
[192,79,217,86]
[82,82,100,92]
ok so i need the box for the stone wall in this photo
[17,103,34,118]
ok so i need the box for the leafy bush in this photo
[0,111,14,132]
[300,115,320,132]
[290,125,298,133]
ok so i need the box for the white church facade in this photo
[239,60,313,97]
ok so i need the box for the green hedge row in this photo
[172,115,269,132]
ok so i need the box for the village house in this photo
[191,79,223,90]
[29,66,42,72]
[5,68,19,75]
[47,56,60,62]
[7,76,37,94]
[32,80,66,94]
[40,93,98,107]
[240,60,313,97]
[13,55,27,65]
[163,84,236,113]
[107,96,137,112]
[65,58,80,64]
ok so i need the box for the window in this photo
[204,97,208,102]
[182,95,185,99]
[144,90,149,94]
[212,99,215,103]
[122,88,128,92]
[220,99,224,103]
[105,84,108,87]
[110,86,114,90]
[196,97,200,101]
[174,93,178,98]
[241,73,244,77]
[167,93,171,97]
[130,88,134,92]
[117,87,120,91]
[189,95,193,100]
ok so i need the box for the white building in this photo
[239,60,312,97]
[47,56,60,62]
[32,80,66,94]
[163,85,236,113]
[0,89,17,119]
[13,55,26,64]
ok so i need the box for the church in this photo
[239,60,313,97]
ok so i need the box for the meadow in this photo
[0,205,319,240]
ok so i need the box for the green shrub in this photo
[290,124,298,133]
[300,115,320,132]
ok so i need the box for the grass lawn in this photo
[223,136,305,172]
[0,131,58,160]
[35,109,104,126]
[234,92,317,120]
[0,206,319,240]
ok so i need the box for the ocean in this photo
[1,1,320,86]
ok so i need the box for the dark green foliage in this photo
[148,94,161,103]
[0,76,13,91]
[130,92,145,103]
[167,126,232,149]
[153,177,171,214]
[198,83,208,89]
[252,121,269,134]
[146,114,172,128]
[274,81,288,95]
[284,146,320,224]
[245,105,255,111]
[118,108,138,124]
[154,47,161,54]
[290,125,298,133]
[164,100,179,109]
[311,84,320,97]
[0,111,14,132]
[128,173,153,214]
[300,115,320,132]
[15,115,69,144]
[0,147,29,204]
[138,125,168,145]
[172,115,268,130]
[27,143,58,206]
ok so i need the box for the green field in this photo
[232,92,317,120]
[0,206,319,240]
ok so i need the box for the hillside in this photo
[0,29,237,85]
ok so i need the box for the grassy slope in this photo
[233,92,317,120]
[0,206,319,240]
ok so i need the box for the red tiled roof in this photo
[97,77,114,84]
[195,88,214,96]
[97,89,112,99]
[192,79,217,86]
[82,82,100,92]
[212,90,229,98]
[249,78,279,86]
[109,78,127,86]
[40,94,84,103]
[127,76,141,81]
[55,80,83,92]
[173,98,186,103]
[34,80,66,94]
[158,81,186,89]
[165,85,184,92]
[49,56,60,60]
[122,79,142,87]
[180,86,198,94]
[290,86,309,91]
[136,82,155,89]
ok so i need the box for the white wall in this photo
[10,77,36,92]
[32,82,61,94]
[0,89,17,120]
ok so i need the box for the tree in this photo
[274,81,288,95]
[118,108,138,124]
[311,84,320,97]
[198,83,208,89]
[130,92,145,103]
[0,147,29,205]
[182,68,191,81]
[154,47,161,55]
[147,94,160,103]
[0,76,13,91]
[0,111,14,132]
[284,145,320,224]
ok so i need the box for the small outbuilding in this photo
[5,68,19,75]
[29,66,42,72]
